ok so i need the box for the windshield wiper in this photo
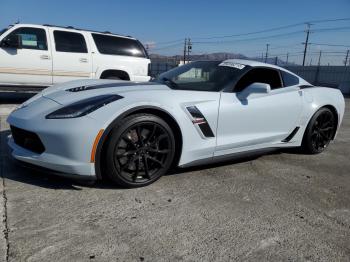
[161,77,178,89]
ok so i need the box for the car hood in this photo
[25,79,170,106]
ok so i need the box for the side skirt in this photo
[179,147,279,169]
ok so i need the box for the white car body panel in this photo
[0,24,150,86]
[6,60,345,179]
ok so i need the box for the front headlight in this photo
[46,94,123,119]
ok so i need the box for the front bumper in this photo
[7,96,102,178]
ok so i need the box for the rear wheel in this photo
[105,76,121,80]
[302,108,336,154]
[105,114,175,187]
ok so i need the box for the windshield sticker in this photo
[219,62,245,69]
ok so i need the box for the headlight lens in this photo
[46,94,123,119]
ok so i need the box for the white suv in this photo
[0,24,151,87]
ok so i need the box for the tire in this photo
[302,107,336,154]
[105,114,175,187]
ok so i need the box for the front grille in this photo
[10,126,45,154]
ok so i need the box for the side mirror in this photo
[243,82,271,94]
[0,34,22,49]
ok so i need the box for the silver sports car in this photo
[7,59,345,187]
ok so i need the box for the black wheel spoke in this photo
[147,156,165,167]
[151,134,168,146]
[320,126,333,132]
[148,148,170,154]
[136,125,144,146]
[117,149,137,157]
[121,156,136,171]
[145,125,157,143]
[143,155,151,178]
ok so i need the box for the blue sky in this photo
[1,0,350,65]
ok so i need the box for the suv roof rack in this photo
[42,24,133,38]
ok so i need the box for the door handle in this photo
[40,55,50,60]
[79,58,88,63]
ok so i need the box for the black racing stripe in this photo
[67,82,158,92]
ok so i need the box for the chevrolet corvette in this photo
[7,60,345,187]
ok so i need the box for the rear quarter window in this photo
[281,70,299,87]
[92,33,147,58]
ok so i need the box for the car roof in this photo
[220,59,310,85]
[10,23,136,40]
[222,59,287,71]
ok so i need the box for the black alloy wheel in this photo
[105,114,175,187]
[302,108,336,154]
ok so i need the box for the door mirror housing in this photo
[243,82,271,94]
[0,34,22,49]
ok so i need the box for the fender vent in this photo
[186,106,215,138]
[282,127,300,142]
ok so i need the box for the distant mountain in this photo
[149,52,296,66]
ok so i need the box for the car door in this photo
[49,29,92,84]
[0,26,52,86]
[215,67,303,156]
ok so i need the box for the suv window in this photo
[54,30,88,53]
[281,70,299,87]
[5,27,47,50]
[92,33,147,58]
[234,68,283,92]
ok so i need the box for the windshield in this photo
[155,61,249,92]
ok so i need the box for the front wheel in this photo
[105,114,175,187]
[302,107,336,154]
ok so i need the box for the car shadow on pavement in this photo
[1,127,302,190]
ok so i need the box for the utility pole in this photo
[302,23,311,66]
[183,38,187,64]
[187,38,192,63]
[286,53,289,64]
[264,44,269,63]
[317,50,322,66]
[344,50,349,66]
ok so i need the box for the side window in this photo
[54,30,87,53]
[234,68,283,92]
[5,27,47,50]
[92,33,147,58]
[281,70,299,87]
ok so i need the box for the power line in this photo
[150,17,350,47]
[309,43,350,48]
[193,30,304,44]
[193,17,350,40]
